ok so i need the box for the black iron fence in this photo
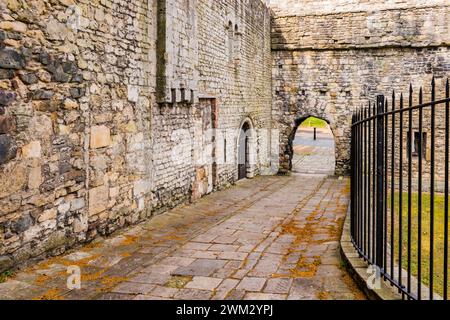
[350,78,450,300]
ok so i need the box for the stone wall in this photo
[0,0,273,272]
[270,0,450,174]
[151,0,273,212]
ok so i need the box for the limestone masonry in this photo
[0,0,449,272]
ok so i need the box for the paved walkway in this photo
[292,126,336,175]
[0,173,364,300]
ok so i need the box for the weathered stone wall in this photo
[197,0,273,183]
[0,0,157,271]
[270,0,450,174]
[151,0,273,211]
[0,0,273,272]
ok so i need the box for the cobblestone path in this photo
[0,174,365,300]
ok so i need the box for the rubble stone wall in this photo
[270,0,450,174]
[0,0,272,272]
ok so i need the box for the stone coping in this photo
[340,209,402,300]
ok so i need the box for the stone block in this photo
[22,141,41,158]
[19,73,38,84]
[90,125,111,149]
[73,215,88,233]
[38,208,57,223]
[0,116,15,134]
[0,21,27,33]
[45,18,68,41]
[0,48,25,69]
[11,214,33,233]
[185,276,223,291]
[0,89,17,106]
[63,99,78,110]
[0,134,16,164]
[0,69,14,79]
[28,165,42,189]
[71,198,85,211]
[236,277,266,292]
[89,185,109,216]
[0,256,13,272]
[127,85,139,103]
[30,89,54,100]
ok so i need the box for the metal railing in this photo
[350,78,450,300]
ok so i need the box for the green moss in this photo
[0,270,13,283]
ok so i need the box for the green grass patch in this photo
[300,117,328,129]
[388,191,449,297]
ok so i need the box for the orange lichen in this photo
[81,269,107,282]
[121,235,139,246]
[32,289,64,300]
[317,291,330,300]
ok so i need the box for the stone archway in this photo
[276,96,351,176]
[289,117,336,175]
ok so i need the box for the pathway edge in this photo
[339,208,402,300]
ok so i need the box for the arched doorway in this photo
[238,121,251,180]
[289,116,336,175]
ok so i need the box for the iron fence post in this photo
[376,95,385,269]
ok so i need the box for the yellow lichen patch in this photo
[80,241,103,252]
[121,235,139,246]
[273,256,322,279]
[34,274,52,286]
[95,275,129,293]
[121,252,132,258]
[317,291,330,300]
[164,276,193,289]
[81,269,107,282]
[32,289,64,300]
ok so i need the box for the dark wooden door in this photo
[238,131,248,180]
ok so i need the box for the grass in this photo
[300,117,328,129]
[388,191,449,297]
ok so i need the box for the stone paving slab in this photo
[0,174,365,300]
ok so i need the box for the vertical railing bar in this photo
[376,95,385,269]
[364,107,368,258]
[368,103,372,263]
[359,108,364,249]
[407,84,413,298]
[384,97,389,275]
[373,102,377,263]
[445,78,449,301]
[430,77,436,300]
[399,93,404,297]
[354,112,357,243]
[391,90,396,279]
[352,111,356,241]
[418,87,423,300]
